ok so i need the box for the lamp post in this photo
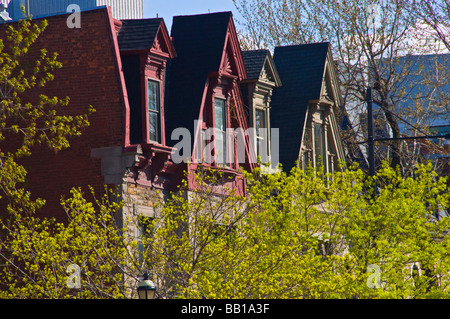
[137,272,156,299]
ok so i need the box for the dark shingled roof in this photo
[271,42,331,172]
[165,12,232,147]
[117,18,162,51]
[242,50,270,80]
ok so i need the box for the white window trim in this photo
[254,106,270,162]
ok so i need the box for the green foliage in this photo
[0,187,133,299]
[1,3,448,300]
[0,14,98,298]
[157,163,450,299]
[0,15,94,217]
[0,163,449,299]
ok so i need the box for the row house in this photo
[164,12,257,197]
[270,43,346,174]
[240,49,282,173]
[0,6,347,224]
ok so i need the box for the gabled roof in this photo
[242,50,269,80]
[270,42,332,172]
[165,12,239,147]
[117,18,162,51]
[242,49,282,86]
[117,18,176,58]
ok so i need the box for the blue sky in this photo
[143,0,241,29]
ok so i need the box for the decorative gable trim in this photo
[260,64,272,82]
[219,16,247,80]
[320,47,343,108]
[220,46,234,75]
[260,55,282,87]
[150,20,176,59]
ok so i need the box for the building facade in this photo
[240,49,282,172]
[270,43,346,173]
[0,7,348,224]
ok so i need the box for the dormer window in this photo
[240,50,281,171]
[214,98,228,166]
[255,108,268,162]
[148,79,161,143]
[304,108,339,174]
[117,18,176,147]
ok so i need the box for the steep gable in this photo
[117,18,175,57]
[219,17,247,80]
[165,13,229,147]
[242,50,282,86]
[165,12,243,148]
[271,43,330,172]
[240,49,281,171]
[165,12,255,194]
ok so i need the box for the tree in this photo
[167,164,450,299]
[233,0,450,176]
[0,8,449,300]
[0,12,93,218]
[0,187,131,298]
[1,163,448,299]
[0,11,94,297]
[410,0,450,53]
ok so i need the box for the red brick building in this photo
[1,6,350,223]
[0,7,256,221]
[1,8,129,220]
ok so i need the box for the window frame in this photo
[308,109,341,174]
[146,78,162,144]
[254,106,270,162]
[214,97,229,167]
[313,121,326,171]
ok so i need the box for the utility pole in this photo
[365,86,450,176]
[366,87,375,177]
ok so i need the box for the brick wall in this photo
[0,8,128,221]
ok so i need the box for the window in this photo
[314,122,326,170]
[137,215,154,265]
[214,98,227,166]
[199,129,211,164]
[302,149,311,171]
[301,128,312,170]
[327,140,335,173]
[255,108,268,162]
[148,79,161,143]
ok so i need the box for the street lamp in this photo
[137,272,156,299]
